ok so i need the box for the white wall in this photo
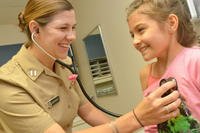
[69,0,146,116]
[0,24,26,45]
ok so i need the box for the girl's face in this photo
[37,10,76,60]
[128,11,172,61]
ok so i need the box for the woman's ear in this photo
[167,14,179,34]
[29,20,40,34]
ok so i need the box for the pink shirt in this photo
[144,47,200,133]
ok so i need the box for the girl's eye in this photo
[131,33,134,38]
[60,27,67,30]
[72,26,76,31]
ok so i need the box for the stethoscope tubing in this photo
[32,32,121,117]
[55,59,122,117]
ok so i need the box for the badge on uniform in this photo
[47,96,60,109]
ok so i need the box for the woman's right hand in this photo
[134,80,181,126]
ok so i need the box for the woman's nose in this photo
[66,30,76,41]
[133,36,141,47]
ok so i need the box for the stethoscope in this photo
[31,32,121,117]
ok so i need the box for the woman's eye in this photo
[138,28,145,33]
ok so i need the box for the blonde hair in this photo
[127,0,197,47]
[18,0,74,42]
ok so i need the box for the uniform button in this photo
[68,105,71,108]
[57,79,63,87]
[59,81,63,86]
[66,124,70,127]
[61,65,65,69]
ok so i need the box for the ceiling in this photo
[0,0,27,25]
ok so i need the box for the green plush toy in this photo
[158,102,200,133]
[158,78,200,133]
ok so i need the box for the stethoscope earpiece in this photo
[31,32,56,60]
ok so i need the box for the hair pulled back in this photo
[18,0,74,42]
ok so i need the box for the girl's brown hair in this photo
[127,0,197,47]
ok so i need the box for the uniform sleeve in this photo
[74,81,88,107]
[0,82,55,133]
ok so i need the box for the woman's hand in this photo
[134,80,181,126]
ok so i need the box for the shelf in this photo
[89,57,111,78]
[93,74,112,85]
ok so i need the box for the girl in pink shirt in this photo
[126,0,200,132]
